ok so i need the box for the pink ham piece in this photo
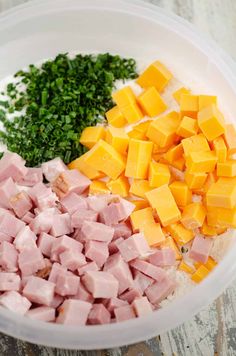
[145,276,177,305]
[113,222,132,239]
[48,263,67,284]
[106,297,128,314]
[29,209,54,235]
[132,297,152,317]
[22,212,34,224]
[14,226,37,252]
[0,213,25,237]
[26,306,55,322]
[119,288,142,303]
[85,240,109,268]
[10,191,33,218]
[117,233,150,262]
[0,152,28,182]
[108,237,124,255]
[19,248,45,276]
[82,271,119,298]
[59,250,86,271]
[114,305,136,322]
[0,291,31,315]
[133,271,154,293]
[71,209,98,229]
[104,253,133,294]
[60,192,87,215]
[41,157,67,182]
[37,232,55,257]
[51,235,83,262]
[86,195,109,213]
[0,241,18,272]
[28,183,57,210]
[72,282,94,303]
[88,303,111,325]
[56,299,92,325]
[50,213,72,237]
[189,235,213,263]
[80,221,114,243]
[52,169,91,199]
[78,262,99,276]
[0,177,19,209]
[100,199,135,226]
[55,271,80,296]
[50,294,64,309]
[130,259,166,282]
[0,233,13,244]
[18,167,43,187]
[0,272,21,291]
[149,249,176,267]
[23,276,55,306]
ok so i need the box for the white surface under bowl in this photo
[0,0,236,349]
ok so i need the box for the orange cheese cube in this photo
[134,121,151,134]
[198,95,217,110]
[107,175,130,197]
[173,87,191,105]
[68,154,104,180]
[120,102,144,124]
[136,60,173,92]
[148,162,171,188]
[180,94,199,119]
[182,134,210,156]
[125,139,153,179]
[216,207,236,228]
[170,157,185,171]
[128,129,147,140]
[217,160,236,177]
[164,143,183,164]
[178,261,195,274]
[89,180,110,195]
[106,127,129,154]
[212,136,227,163]
[176,116,198,138]
[129,179,151,199]
[130,207,155,232]
[205,257,217,270]
[83,140,125,180]
[191,265,210,283]
[145,185,181,227]
[105,106,127,128]
[143,222,166,247]
[181,203,206,229]
[223,124,236,155]
[186,151,217,173]
[131,200,150,211]
[166,223,194,245]
[112,86,136,107]
[185,170,208,189]
[160,236,182,260]
[206,177,236,209]
[80,126,106,149]
[137,87,167,117]
[169,181,192,207]
[194,172,217,196]
[201,222,218,237]
[198,104,225,141]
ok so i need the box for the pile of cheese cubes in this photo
[69,60,236,283]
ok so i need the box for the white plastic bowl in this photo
[0,0,236,349]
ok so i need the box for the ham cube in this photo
[37,232,55,257]
[10,191,33,218]
[23,276,55,306]
[149,249,176,267]
[104,253,133,294]
[29,209,54,235]
[119,288,142,303]
[133,271,154,293]
[81,221,114,243]
[49,294,64,309]
[28,183,57,210]
[130,259,166,282]
[82,271,119,298]
[117,233,150,262]
[113,223,132,239]
[106,297,128,314]
[78,262,99,276]
[114,305,136,322]
[26,306,55,322]
[18,248,45,276]
[0,272,21,291]
[189,235,213,263]
[85,240,109,268]
[0,213,25,238]
[72,282,94,303]
[0,177,19,209]
[100,199,135,226]
[71,209,98,229]
[42,157,67,182]
[14,226,37,252]
[56,299,92,325]
[55,272,80,296]
[52,170,91,198]
[51,235,83,262]
[108,237,124,255]
[0,152,28,182]
[59,250,86,271]
[22,212,34,224]
[0,233,13,244]
[60,192,87,215]
[86,195,108,213]
[0,242,18,272]
[0,291,31,315]
[88,304,111,325]
[145,276,177,305]
[50,213,72,237]
[132,297,152,317]
[17,167,43,187]
[48,263,67,283]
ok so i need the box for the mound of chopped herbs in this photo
[0,53,137,166]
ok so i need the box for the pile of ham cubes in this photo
[0,151,177,325]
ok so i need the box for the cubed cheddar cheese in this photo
[185,170,208,190]
[107,175,130,197]
[186,151,217,173]
[131,200,150,211]
[105,106,127,128]
[198,95,217,110]
[212,136,227,163]
[134,121,151,135]
[130,207,155,232]
[169,181,192,207]
[198,104,225,141]
[178,261,195,274]
[191,265,209,283]
[83,139,126,180]
[125,139,153,179]
[223,124,236,155]
[112,86,136,107]
[170,157,185,171]
[182,134,210,156]
[181,202,206,229]
[128,129,147,141]
[145,185,181,227]
[80,126,106,149]
[160,236,182,260]
[120,103,144,124]
[206,177,236,209]
[143,222,166,247]
[105,127,129,154]
[204,257,217,270]
[89,180,110,195]
[148,162,171,188]
[129,179,151,199]
[180,94,199,119]
[194,172,217,196]
[164,144,183,164]
[68,153,105,180]
[136,60,173,92]
[173,87,191,105]
[215,206,236,228]
[217,160,236,177]
[176,116,198,138]
[201,222,218,237]
[137,87,167,117]
[166,223,194,245]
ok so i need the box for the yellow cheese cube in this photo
[130,207,155,232]
[212,136,227,163]
[129,179,151,199]
[106,175,130,197]
[164,143,183,164]
[145,185,181,227]
[223,124,236,155]
[194,172,217,196]
[216,206,236,228]
[186,151,217,173]
[120,102,144,124]
[105,106,127,128]
[125,139,153,179]
[136,60,173,92]
[182,134,210,156]
[143,222,166,247]
[178,261,195,274]
[112,86,136,107]
[105,127,129,154]
[204,257,217,270]
[181,203,206,229]
[217,160,236,177]
[83,139,125,180]
[191,265,210,283]
[137,87,167,117]
[170,157,185,171]
[169,181,192,207]
[79,126,106,149]
[166,223,194,245]
[128,129,147,140]
[148,162,171,188]
[68,154,104,180]
[173,87,191,105]
[89,180,110,195]
[201,222,218,236]
[160,236,182,260]
[198,95,217,110]
[185,170,208,189]
[180,94,199,119]
[176,116,198,138]
[134,121,151,135]
[206,177,236,209]
[198,104,225,141]
[131,200,150,211]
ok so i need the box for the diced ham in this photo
[149,249,176,267]
[86,195,109,213]
[133,271,154,293]
[132,297,152,317]
[0,213,25,237]
[0,272,21,291]
[0,152,28,182]
[145,276,177,305]
[22,212,35,224]
[55,271,80,296]
[18,248,45,276]
[108,237,124,255]
[26,306,55,322]
[51,235,83,262]
[80,221,114,243]
[130,259,166,282]
[59,250,86,271]
[113,222,132,239]
[41,157,68,182]
[18,167,43,187]
[35,258,52,279]
[71,209,98,229]
[0,242,18,272]
[14,226,37,252]
[72,282,94,303]
[60,192,87,215]
[52,170,91,198]
[78,262,99,276]
[117,233,150,262]
[189,235,213,263]
[100,198,135,226]
[88,303,111,325]
[28,182,57,210]
[0,177,19,209]
[119,288,142,303]
[106,297,128,314]
[0,291,31,315]
[85,240,109,268]
[37,232,55,257]
[10,191,33,218]
[48,263,67,284]
[82,271,119,298]
[23,276,55,306]
[0,233,13,243]
[114,305,136,322]
[56,299,92,325]
[50,213,72,237]
[29,209,54,235]
[49,294,64,309]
